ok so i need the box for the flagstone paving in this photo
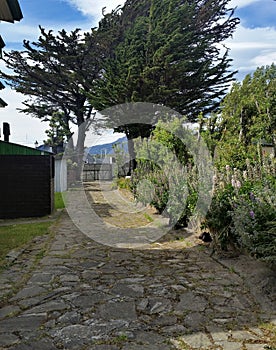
[0,183,275,350]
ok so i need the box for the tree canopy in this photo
[0,0,239,170]
[0,25,112,158]
[202,63,276,168]
[91,0,239,120]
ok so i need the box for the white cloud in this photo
[0,23,40,45]
[0,0,127,47]
[225,25,276,76]
[0,88,48,146]
[229,0,260,9]
[252,51,276,66]
[64,0,125,20]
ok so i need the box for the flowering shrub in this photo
[205,156,276,265]
[131,159,198,227]
[231,181,276,265]
[131,160,169,214]
[130,118,203,228]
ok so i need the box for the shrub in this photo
[131,159,198,227]
[131,159,169,214]
[116,177,131,190]
[231,184,276,266]
[205,158,276,265]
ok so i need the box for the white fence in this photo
[55,158,67,192]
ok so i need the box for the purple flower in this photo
[249,192,255,201]
[249,210,255,219]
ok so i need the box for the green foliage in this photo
[131,160,169,214]
[202,64,276,169]
[204,183,235,250]
[90,0,239,165]
[112,141,129,177]
[205,161,276,265]
[115,177,131,190]
[44,111,71,152]
[129,118,203,227]
[231,179,276,265]
[0,26,111,163]
[1,27,101,125]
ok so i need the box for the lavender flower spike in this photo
[249,210,255,219]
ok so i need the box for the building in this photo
[0,140,55,219]
[0,0,23,23]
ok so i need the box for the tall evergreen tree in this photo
[90,0,239,172]
[91,0,239,117]
[0,26,108,165]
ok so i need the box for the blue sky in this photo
[0,0,275,146]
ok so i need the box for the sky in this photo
[0,0,275,147]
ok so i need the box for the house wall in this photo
[0,155,54,219]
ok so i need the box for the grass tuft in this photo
[55,192,65,209]
[0,222,52,268]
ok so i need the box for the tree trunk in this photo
[127,137,137,175]
[75,123,86,181]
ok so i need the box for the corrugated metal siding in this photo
[0,155,54,219]
[0,141,51,155]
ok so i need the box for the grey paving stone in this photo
[99,300,137,321]
[0,305,21,319]
[160,324,188,334]
[0,202,274,350]
[92,346,120,350]
[231,330,260,341]
[53,320,129,347]
[22,300,69,314]
[60,274,80,283]
[175,291,208,313]
[179,333,213,348]
[11,285,47,300]
[183,312,207,331]
[28,273,53,284]
[121,345,169,350]
[0,333,19,347]
[215,340,244,350]
[0,314,46,332]
[57,311,81,325]
[134,331,168,345]
[245,344,269,350]
[8,338,58,350]
[208,327,231,342]
[150,314,178,327]
[110,282,144,297]
[70,292,109,308]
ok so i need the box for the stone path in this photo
[0,183,275,350]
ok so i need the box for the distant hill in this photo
[87,136,128,155]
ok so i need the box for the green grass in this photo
[0,222,52,268]
[55,192,65,209]
[144,213,153,222]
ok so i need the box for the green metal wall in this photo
[0,141,50,155]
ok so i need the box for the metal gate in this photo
[82,163,113,181]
